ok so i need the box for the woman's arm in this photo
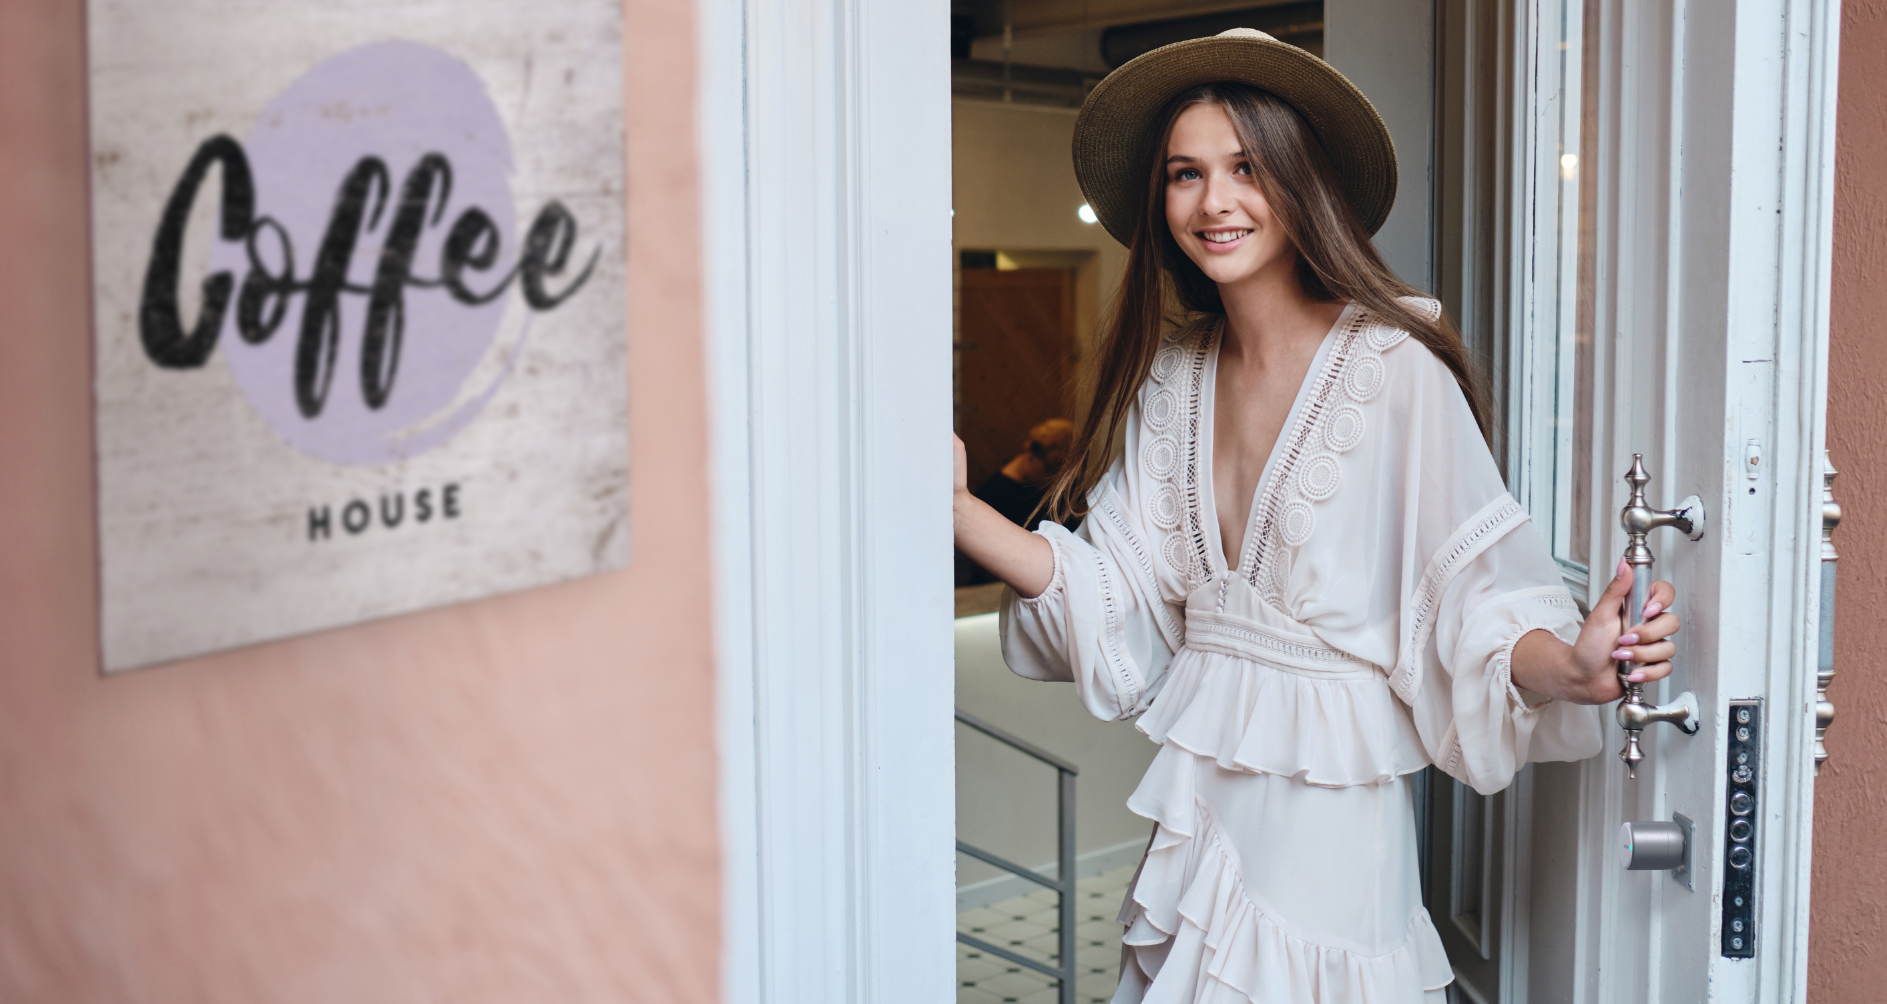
[954,435,1056,598]
[1511,557,1680,706]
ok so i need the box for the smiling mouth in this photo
[1200,229,1251,244]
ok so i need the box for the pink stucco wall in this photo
[1812,1,1887,998]
[0,1,720,1000]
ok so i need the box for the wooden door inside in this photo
[955,265,1077,494]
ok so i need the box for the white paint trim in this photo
[705,0,956,1001]
[1502,764,1534,1001]
[1761,0,1842,996]
[1784,0,1843,993]
[700,0,760,997]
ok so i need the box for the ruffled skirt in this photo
[1109,638,1451,1003]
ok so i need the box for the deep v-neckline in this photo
[1199,305,1352,578]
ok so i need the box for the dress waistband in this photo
[1182,610,1380,680]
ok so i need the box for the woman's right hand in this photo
[952,433,1057,598]
[953,434,970,498]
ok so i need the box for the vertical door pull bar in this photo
[1616,454,1703,777]
[1815,454,1841,773]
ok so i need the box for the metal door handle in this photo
[1616,454,1703,777]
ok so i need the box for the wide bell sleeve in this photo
[1000,466,1183,723]
[1414,515,1606,794]
[1371,340,1604,796]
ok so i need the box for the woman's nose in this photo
[1200,173,1234,216]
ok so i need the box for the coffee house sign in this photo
[87,1,628,671]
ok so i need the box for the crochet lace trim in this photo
[1240,307,1409,605]
[1388,494,1530,703]
[1095,485,1187,651]
[1094,541,1141,716]
[1143,320,1217,594]
[1142,302,1436,612]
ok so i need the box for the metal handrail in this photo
[955,706,1077,1004]
[954,707,1081,774]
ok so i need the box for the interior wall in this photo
[952,99,1129,366]
[1810,1,1887,998]
[1323,0,1436,291]
[0,1,719,1001]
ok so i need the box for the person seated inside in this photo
[956,418,1077,586]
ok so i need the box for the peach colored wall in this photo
[1812,2,1887,998]
[0,1,719,1001]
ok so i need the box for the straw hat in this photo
[1072,27,1398,245]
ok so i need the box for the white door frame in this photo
[701,0,957,1001]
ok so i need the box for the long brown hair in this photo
[1044,82,1487,521]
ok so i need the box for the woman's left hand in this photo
[1512,558,1681,705]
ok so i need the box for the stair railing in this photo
[955,706,1078,1004]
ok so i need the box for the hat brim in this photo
[1073,33,1398,245]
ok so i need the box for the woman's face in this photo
[1163,103,1295,288]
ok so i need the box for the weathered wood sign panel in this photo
[86,1,629,671]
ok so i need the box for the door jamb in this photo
[702,0,959,1000]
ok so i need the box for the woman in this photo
[951,29,1680,1003]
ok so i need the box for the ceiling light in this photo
[1077,204,1098,224]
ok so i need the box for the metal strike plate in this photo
[1722,699,1761,958]
[1671,812,1695,891]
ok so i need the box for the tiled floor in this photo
[957,862,1138,1004]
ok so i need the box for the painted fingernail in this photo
[1619,633,1640,645]
[1644,602,1663,618]
[1612,649,1634,661]
[1628,671,1646,683]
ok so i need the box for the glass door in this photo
[1423,0,1592,996]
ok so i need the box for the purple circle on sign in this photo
[215,40,520,465]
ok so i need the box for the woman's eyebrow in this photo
[1164,151,1249,164]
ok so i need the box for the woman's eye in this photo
[1234,162,1252,176]
[1174,168,1200,182]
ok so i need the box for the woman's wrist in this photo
[1510,628,1578,704]
[952,486,984,534]
[953,490,1056,597]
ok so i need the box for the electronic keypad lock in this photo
[1614,455,1703,777]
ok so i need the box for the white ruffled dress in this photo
[1000,302,1604,1003]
